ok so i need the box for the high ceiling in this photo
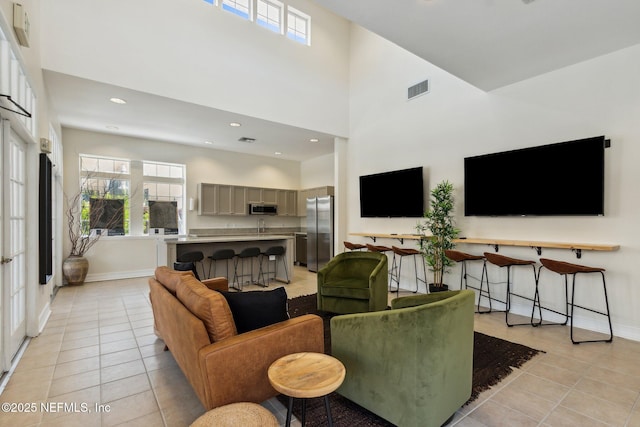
[45,0,640,161]
[313,0,640,91]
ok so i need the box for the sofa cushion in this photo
[177,276,237,342]
[220,287,289,334]
[320,279,371,300]
[154,266,194,295]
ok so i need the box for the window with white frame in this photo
[256,0,283,34]
[80,155,131,235]
[79,155,186,236]
[222,0,251,20]
[143,161,186,235]
[287,6,310,45]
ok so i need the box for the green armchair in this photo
[330,290,475,427]
[317,251,388,314]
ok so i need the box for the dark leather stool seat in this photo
[176,251,205,280]
[389,246,426,294]
[484,252,540,327]
[538,258,613,344]
[344,241,366,251]
[259,246,289,286]
[207,249,235,281]
[445,250,488,311]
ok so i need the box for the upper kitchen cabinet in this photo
[198,184,247,215]
[247,187,278,204]
[277,189,298,216]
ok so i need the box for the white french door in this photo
[0,120,27,372]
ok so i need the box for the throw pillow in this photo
[220,287,289,334]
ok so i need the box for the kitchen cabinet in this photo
[247,187,278,204]
[198,184,247,216]
[277,189,297,216]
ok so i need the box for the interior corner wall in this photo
[347,25,640,340]
[39,0,350,137]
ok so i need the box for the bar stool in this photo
[207,249,235,280]
[366,244,394,286]
[259,246,289,286]
[537,258,613,344]
[389,246,426,295]
[232,247,261,291]
[177,251,205,280]
[445,250,489,312]
[344,241,366,251]
[484,252,541,327]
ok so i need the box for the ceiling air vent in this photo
[408,79,430,100]
[238,137,256,143]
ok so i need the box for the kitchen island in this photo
[158,235,294,284]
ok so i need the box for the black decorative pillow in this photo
[173,261,200,281]
[220,287,289,334]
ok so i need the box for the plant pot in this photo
[429,283,449,293]
[62,256,89,285]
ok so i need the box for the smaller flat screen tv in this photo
[360,167,424,218]
[90,198,125,233]
[464,136,606,216]
[149,201,178,232]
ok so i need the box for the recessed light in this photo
[109,97,127,104]
[274,151,282,156]
[106,125,119,130]
[204,140,214,145]
[309,138,319,143]
[229,122,241,127]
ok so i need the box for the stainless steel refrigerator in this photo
[307,196,334,272]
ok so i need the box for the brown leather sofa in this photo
[149,266,324,410]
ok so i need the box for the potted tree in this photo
[416,180,460,292]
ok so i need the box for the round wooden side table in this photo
[268,352,346,427]
[190,402,278,427]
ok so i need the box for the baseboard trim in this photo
[84,269,155,283]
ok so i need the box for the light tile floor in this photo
[0,266,638,426]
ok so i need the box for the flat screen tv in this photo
[90,198,125,233]
[149,200,178,232]
[464,136,606,216]
[360,167,424,217]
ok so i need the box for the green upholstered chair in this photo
[317,251,388,314]
[330,290,475,427]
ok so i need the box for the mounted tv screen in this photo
[90,198,125,233]
[360,167,424,218]
[464,136,606,216]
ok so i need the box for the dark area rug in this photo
[281,293,543,427]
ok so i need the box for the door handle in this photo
[1,256,13,264]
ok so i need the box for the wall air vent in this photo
[408,79,430,100]
[238,137,256,143]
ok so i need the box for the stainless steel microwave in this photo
[249,204,278,215]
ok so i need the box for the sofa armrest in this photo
[201,277,228,292]
[197,314,324,409]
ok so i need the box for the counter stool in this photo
[366,244,394,286]
[389,246,426,295]
[538,258,613,344]
[177,251,205,280]
[232,247,261,291]
[259,246,289,286]
[484,252,541,327]
[344,241,366,251]
[207,249,235,281]
[445,250,489,312]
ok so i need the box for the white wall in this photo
[62,128,308,280]
[39,0,350,137]
[347,26,640,341]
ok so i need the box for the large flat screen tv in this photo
[464,136,606,216]
[360,166,424,217]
